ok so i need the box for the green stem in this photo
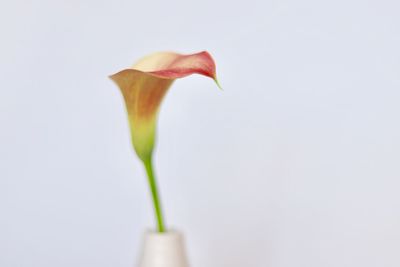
[143,158,166,232]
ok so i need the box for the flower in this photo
[110,51,220,232]
[110,51,220,231]
[110,51,219,162]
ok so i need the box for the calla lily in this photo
[110,51,219,232]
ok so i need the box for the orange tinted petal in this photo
[110,51,219,162]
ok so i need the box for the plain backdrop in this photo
[1,0,400,266]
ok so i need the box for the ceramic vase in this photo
[138,230,189,267]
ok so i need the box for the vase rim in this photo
[144,228,183,236]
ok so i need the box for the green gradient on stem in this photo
[143,158,166,232]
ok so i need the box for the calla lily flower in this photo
[110,51,219,232]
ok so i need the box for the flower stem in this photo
[143,158,166,232]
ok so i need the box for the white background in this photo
[1,0,400,266]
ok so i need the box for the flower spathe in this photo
[110,51,219,162]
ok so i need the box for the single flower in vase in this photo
[110,51,220,267]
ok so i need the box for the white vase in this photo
[138,230,189,267]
